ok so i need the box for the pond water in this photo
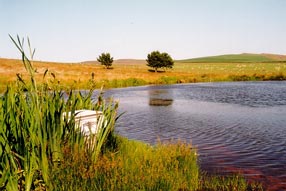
[103,81,286,190]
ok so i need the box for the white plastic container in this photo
[63,110,104,136]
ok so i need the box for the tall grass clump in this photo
[156,76,179,84]
[50,136,261,191]
[0,36,118,190]
[198,174,263,191]
[51,137,200,191]
[100,78,147,89]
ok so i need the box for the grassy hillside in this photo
[178,53,286,63]
[1,56,286,92]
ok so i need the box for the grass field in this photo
[178,53,286,63]
[1,56,286,92]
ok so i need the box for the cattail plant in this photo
[0,36,118,191]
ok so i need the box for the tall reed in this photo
[0,36,118,190]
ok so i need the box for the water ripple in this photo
[110,82,286,190]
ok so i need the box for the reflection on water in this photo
[149,98,173,106]
[148,89,173,106]
[101,81,286,190]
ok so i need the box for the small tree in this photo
[146,51,174,72]
[97,53,113,69]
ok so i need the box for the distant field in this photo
[1,56,286,92]
[178,53,286,63]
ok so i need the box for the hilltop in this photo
[177,53,286,63]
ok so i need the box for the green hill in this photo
[178,53,286,63]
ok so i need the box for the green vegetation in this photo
[146,51,174,72]
[97,52,114,69]
[199,174,263,191]
[173,62,286,83]
[52,137,199,190]
[51,136,263,191]
[0,36,118,190]
[0,37,268,190]
[178,53,286,63]
[101,78,147,89]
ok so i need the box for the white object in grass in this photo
[64,110,105,136]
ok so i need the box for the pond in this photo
[103,81,286,190]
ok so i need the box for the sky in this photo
[0,0,286,62]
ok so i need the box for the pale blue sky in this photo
[0,0,286,62]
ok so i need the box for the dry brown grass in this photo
[0,58,171,90]
[261,53,286,61]
[1,58,286,92]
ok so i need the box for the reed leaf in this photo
[0,36,118,190]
